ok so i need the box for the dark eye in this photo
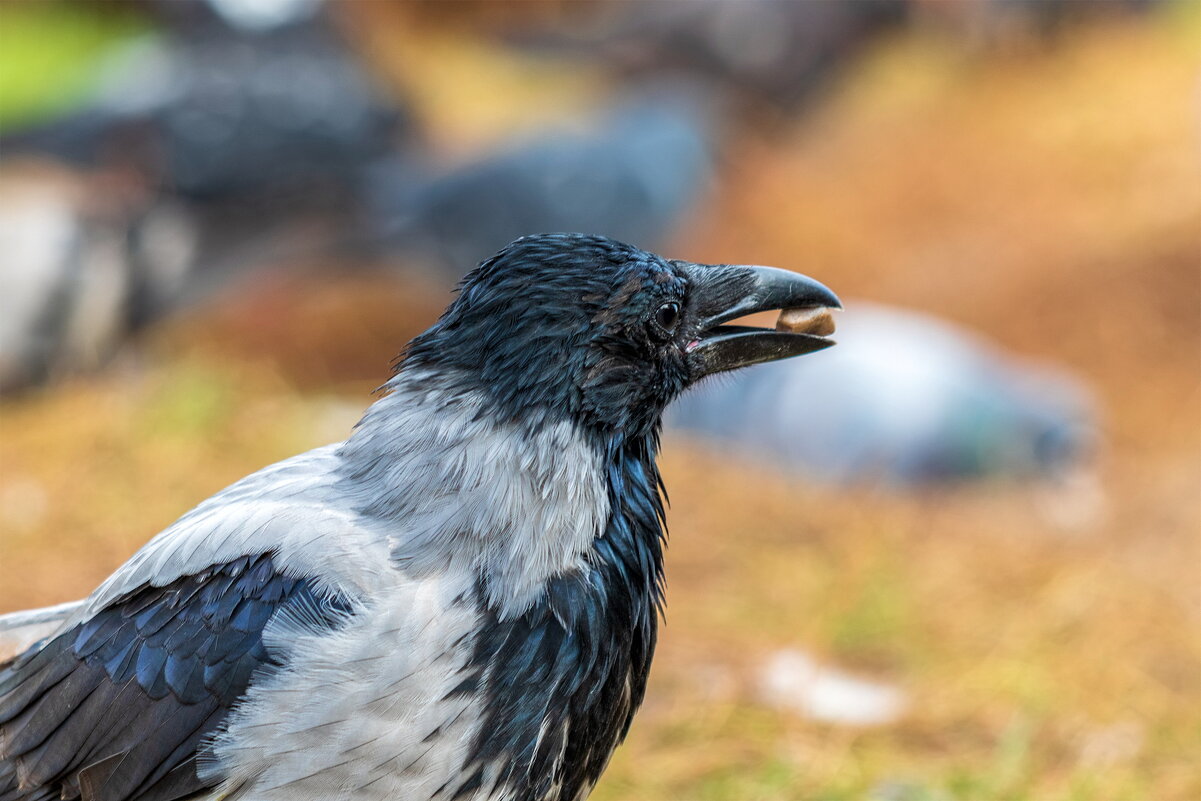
[653,301,681,335]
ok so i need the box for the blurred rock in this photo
[758,648,907,727]
[364,87,714,274]
[1078,719,1145,768]
[668,302,1098,485]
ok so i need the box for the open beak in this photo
[677,261,841,379]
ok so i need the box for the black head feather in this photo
[402,233,692,438]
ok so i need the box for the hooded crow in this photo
[0,233,839,801]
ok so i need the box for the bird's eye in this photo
[653,302,681,335]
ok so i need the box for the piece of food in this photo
[776,306,837,336]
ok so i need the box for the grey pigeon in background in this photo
[509,0,1156,115]
[0,0,411,397]
[0,234,840,801]
[668,302,1096,484]
[0,4,406,205]
[363,91,713,274]
[510,0,906,112]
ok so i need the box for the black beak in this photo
[677,261,842,379]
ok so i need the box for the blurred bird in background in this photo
[1,0,406,203]
[0,0,406,395]
[668,302,1097,485]
[509,0,907,113]
[361,87,715,276]
[0,234,841,801]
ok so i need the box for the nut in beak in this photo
[776,307,837,337]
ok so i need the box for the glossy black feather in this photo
[458,434,666,800]
[0,554,352,801]
[403,234,691,437]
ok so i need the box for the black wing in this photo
[0,553,352,801]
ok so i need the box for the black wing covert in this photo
[0,553,353,801]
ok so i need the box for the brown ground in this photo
[1,8,1198,800]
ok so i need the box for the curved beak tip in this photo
[684,262,841,378]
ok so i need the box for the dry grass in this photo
[2,9,1199,800]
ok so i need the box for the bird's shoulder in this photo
[0,443,414,801]
[82,442,393,622]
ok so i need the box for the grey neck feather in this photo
[337,369,610,620]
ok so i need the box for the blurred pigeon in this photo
[363,89,713,273]
[668,302,1097,484]
[0,0,409,395]
[1,5,406,205]
[512,0,906,112]
[516,0,1156,113]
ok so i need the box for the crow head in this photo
[403,233,840,439]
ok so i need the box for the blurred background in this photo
[0,0,1198,798]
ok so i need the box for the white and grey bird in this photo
[0,234,840,801]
